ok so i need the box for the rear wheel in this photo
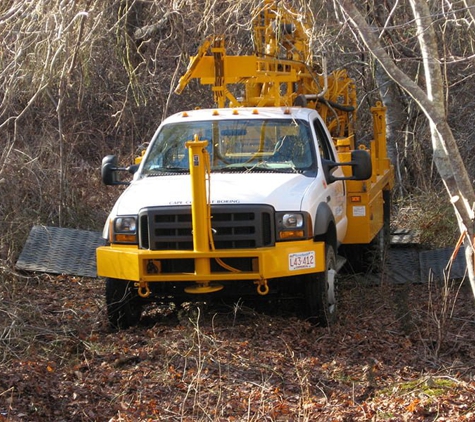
[105,278,143,329]
[304,244,337,326]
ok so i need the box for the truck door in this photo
[313,119,346,229]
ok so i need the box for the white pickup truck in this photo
[98,105,378,329]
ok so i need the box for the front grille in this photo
[139,205,275,250]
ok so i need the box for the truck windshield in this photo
[141,118,316,175]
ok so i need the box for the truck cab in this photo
[103,107,351,244]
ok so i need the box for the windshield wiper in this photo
[143,166,189,175]
[216,161,299,173]
[164,166,189,172]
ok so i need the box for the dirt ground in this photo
[1,270,475,421]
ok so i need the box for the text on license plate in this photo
[289,251,316,271]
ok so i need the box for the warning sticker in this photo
[353,206,366,217]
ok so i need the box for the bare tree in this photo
[336,0,475,299]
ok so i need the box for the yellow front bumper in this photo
[96,240,325,283]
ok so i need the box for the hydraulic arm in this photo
[174,0,356,140]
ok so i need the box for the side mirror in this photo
[322,149,372,183]
[101,155,138,186]
[102,155,119,185]
[350,149,372,180]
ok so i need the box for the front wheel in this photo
[303,244,338,326]
[105,278,143,329]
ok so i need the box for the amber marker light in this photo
[351,196,361,202]
[115,234,137,243]
[279,230,305,239]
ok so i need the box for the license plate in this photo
[289,251,316,271]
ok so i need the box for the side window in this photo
[313,119,335,161]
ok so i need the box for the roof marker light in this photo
[252,109,259,114]
[212,110,219,116]
[182,112,189,117]
[232,109,239,115]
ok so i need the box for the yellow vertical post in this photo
[185,136,223,293]
[186,137,210,255]
[370,102,387,176]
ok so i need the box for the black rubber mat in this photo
[348,247,421,285]
[420,247,467,282]
[388,247,422,283]
[16,226,106,278]
[349,246,467,285]
[16,226,466,282]
[391,229,421,245]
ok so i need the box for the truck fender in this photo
[313,203,335,238]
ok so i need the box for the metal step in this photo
[336,255,347,272]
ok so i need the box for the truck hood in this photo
[112,173,315,216]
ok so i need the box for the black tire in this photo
[105,278,143,329]
[304,244,338,326]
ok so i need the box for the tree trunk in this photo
[374,61,406,191]
[337,0,475,298]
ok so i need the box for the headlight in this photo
[276,212,312,240]
[282,213,304,228]
[112,216,138,243]
[115,217,137,232]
